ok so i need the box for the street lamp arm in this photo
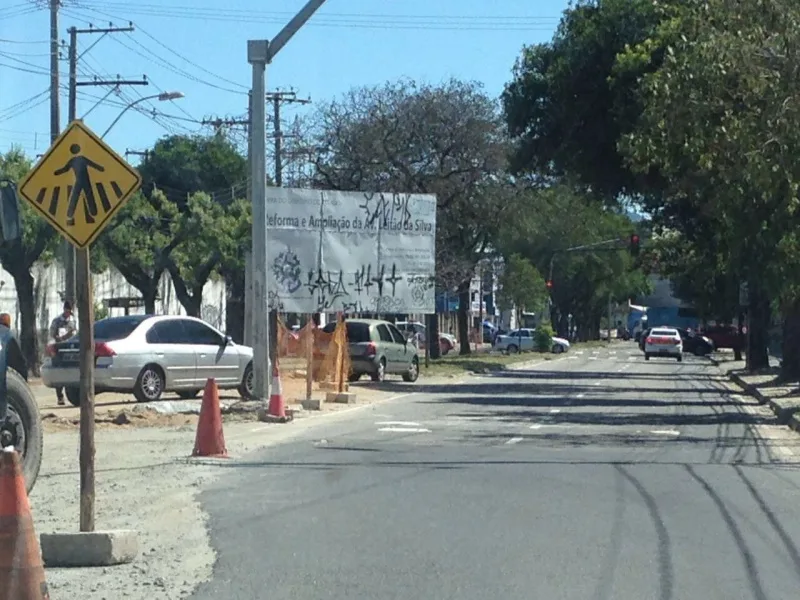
[101,92,184,139]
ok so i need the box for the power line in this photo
[72,2,559,30]
[63,6,248,93]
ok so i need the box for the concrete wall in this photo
[0,261,227,340]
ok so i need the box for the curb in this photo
[728,371,800,434]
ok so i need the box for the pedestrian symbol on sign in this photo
[16,120,142,249]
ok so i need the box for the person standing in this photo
[49,300,76,405]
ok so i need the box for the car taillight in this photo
[673,338,681,345]
[365,342,377,357]
[646,337,654,345]
[95,342,116,357]
[45,343,56,357]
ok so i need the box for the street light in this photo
[101,91,184,139]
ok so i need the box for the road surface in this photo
[190,345,800,600]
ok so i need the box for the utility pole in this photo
[49,0,60,143]
[125,149,150,163]
[64,23,142,315]
[67,23,145,534]
[266,90,311,187]
[248,0,327,403]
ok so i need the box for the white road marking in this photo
[589,356,598,361]
[377,427,432,433]
[549,409,561,414]
[505,437,523,445]
[593,381,603,386]
[375,421,421,427]
[576,393,585,399]
[650,429,681,436]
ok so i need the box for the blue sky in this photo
[0,0,568,168]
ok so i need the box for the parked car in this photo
[644,327,683,361]
[41,315,256,406]
[701,325,744,352]
[321,318,419,383]
[494,328,571,354]
[679,328,715,356]
[394,321,456,355]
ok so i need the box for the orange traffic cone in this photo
[268,363,286,418]
[0,447,50,600]
[192,379,228,458]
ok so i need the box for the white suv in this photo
[644,327,683,362]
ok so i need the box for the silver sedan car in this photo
[41,314,255,406]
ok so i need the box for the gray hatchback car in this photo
[322,318,419,383]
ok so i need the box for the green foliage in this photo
[497,254,546,314]
[137,133,247,204]
[535,323,554,352]
[94,302,109,320]
[503,0,665,202]
[497,185,651,338]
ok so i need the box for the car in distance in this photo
[679,328,715,356]
[42,315,256,405]
[394,321,456,355]
[644,327,683,362]
[494,328,571,354]
[321,318,419,383]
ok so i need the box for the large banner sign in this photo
[266,188,437,314]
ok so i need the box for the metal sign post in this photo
[16,119,141,531]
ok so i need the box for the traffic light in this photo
[629,233,640,257]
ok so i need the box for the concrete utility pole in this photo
[49,0,60,143]
[64,24,142,310]
[266,90,311,187]
[248,0,327,402]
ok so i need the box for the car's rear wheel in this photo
[371,358,386,382]
[507,344,519,354]
[403,356,419,382]
[1,370,43,493]
[177,390,200,400]
[238,362,254,399]
[348,373,362,382]
[134,364,165,403]
[552,344,564,354]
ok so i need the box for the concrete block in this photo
[41,530,138,567]
[302,398,324,411]
[326,391,357,404]
[256,408,294,423]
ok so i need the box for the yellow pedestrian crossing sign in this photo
[17,119,142,249]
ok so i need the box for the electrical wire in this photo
[63,7,248,94]
[0,4,40,19]
[73,1,559,30]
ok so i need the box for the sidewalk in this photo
[713,352,800,434]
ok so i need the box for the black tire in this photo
[552,344,564,354]
[348,373,362,383]
[2,370,43,494]
[370,358,386,382]
[238,362,255,400]
[134,364,165,403]
[507,344,519,355]
[65,386,81,407]
[177,390,200,400]
[644,354,650,361]
[403,356,420,382]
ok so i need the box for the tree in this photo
[136,133,247,205]
[98,190,184,314]
[503,0,666,203]
[307,79,511,356]
[0,148,58,375]
[621,0,800,372]
[497,185,651,340]
[496,254,547,325]
[165,192,225,317]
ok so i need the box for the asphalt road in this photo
[190,344,800,600]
